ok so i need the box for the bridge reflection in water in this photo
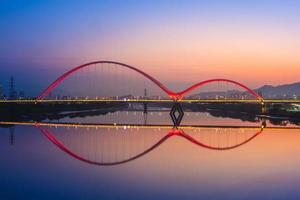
[0,121,272,166]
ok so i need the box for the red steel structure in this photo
[37,61,263,101]
[177,79,263,100]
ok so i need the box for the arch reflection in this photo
[35,123,265,166]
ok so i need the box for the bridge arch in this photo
[176,128,263,151]
[176,79,263,101]
[37,125,264,166]
[36,61,176,100]
[37,126,172,166]
[36,61,263,101]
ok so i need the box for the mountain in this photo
[255,82,300,98]
[188,82,300,99]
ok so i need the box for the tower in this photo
[9,76,17,99]
[144,88,147,99]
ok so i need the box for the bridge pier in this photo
[170,102,184,127]
[261,101,266,114]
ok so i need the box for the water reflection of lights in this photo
[2,121,300,166]
[0,121,273,166]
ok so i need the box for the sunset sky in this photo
[1,0,300,95]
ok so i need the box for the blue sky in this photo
[1,0,300,96]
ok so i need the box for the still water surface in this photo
[1,111,300,200]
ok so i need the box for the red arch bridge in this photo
[1,60,300,104]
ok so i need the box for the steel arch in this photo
[177,78,263,101]
[36,61,263,102]
[36,61,176,100]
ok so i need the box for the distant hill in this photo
[255,82,300,98]
[188,82,300,99]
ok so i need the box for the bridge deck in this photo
[1,121,300,130]
[0,99,300,104]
